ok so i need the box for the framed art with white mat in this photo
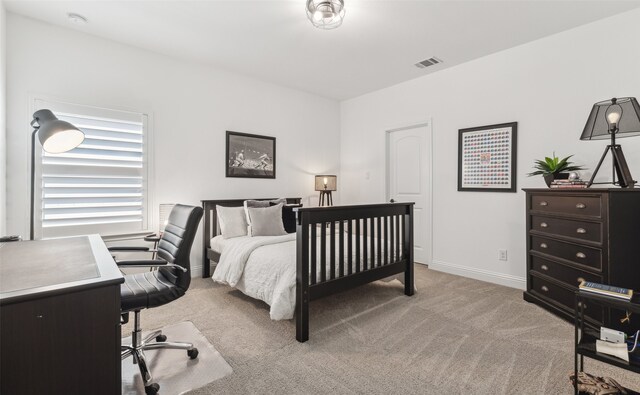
[457,122,517,192]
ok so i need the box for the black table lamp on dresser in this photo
[315,175,337,206]
[581,97,640,188]
[29,109,85,239]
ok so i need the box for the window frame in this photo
[29,96,155,239]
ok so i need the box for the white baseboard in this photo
[191,264,203,278]
[429,260,526,290]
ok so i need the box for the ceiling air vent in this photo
[415,57,442,69]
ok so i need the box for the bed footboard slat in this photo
[330,221,336,280]
[370,218,376,268]
[363,219,368,271]
[320,223,327,283]
[396,214,401,262]
[339,220,345,278]
[354,219,360,273]
[311,224,317,285]
[390,216,395,264]
[377,216,382,267]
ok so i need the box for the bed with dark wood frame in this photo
[201,198,415,342]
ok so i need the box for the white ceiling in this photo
[5,1,640,100]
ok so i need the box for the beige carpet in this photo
[123,265,640,394]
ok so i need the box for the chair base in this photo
[121,311,198,395]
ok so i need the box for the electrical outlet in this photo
[498,249,508,261]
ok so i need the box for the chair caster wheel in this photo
[155,334,167,342]
[145,383,160,395]
[188,348,199,359]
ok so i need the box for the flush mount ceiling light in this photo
[67,12,88,25]
[306,0,345,30]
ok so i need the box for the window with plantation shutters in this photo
[33,99,151,238]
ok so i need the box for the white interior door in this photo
[387,124,431,264]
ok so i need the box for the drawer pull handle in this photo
[576,252,586,259]
[578,302,588,309]
[539,201,548,207]
[540,243,548,249]
[577,277,585,284]
[576,228,586,234]
[541,264,549,271]
[541,285,549,292]
[576,203,586,209]
[540,222,548,228]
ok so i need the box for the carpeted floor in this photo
[123,265,640,394]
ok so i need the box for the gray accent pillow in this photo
[246,203,287,236]
[216,205,248,239]
[243,198,287,226]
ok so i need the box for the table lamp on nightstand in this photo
[315,175,336,206]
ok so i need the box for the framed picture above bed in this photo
[226,131,276,179]
[457,122,517,193]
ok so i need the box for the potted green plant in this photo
[528,153,586,187]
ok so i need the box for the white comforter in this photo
[211,233,407,320]
[212,233,298,320]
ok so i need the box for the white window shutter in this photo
[35,102,150,238]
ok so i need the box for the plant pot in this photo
[543,172,570,187]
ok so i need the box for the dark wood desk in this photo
[0,235,124,395]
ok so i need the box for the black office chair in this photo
[110,204,203,395]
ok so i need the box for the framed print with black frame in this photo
[457,122,517,192]
[226,131,276,179]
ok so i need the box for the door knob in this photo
[390,199,395,203]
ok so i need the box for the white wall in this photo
[6,14,340,275]
[0,2,6,235]
[340,8,640,289]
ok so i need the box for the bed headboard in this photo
[201,197,302,277]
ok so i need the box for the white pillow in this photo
[216,205,248,239]
[246,203,287,236]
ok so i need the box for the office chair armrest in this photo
[108,246,150,252]
[116,259,188,272]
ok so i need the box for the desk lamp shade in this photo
[579,97,640,188]
[580,97,640,140]
[315,175,337,191]
[31,109,85,153]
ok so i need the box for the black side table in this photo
[574,291,640,394]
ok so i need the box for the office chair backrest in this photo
[157,204,203,291]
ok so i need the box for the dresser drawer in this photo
[531,215,602,244]
[530,194,601,218]
[530,275,603,323]
[531,236,602,271]
[530,256,602,287]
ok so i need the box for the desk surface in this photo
[0,234,124,305]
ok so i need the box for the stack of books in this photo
[550,179,588,189]
[579,281,634,301]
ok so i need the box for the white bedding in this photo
[212,233,298,320]
[211,232,404,320]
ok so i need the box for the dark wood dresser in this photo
[523,188,640,331]
[0,235,124,395]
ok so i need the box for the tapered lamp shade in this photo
[315,175,337,191]
[580,97,640,141]
[32,109,85,153]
